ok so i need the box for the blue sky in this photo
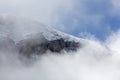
[53,0,120,41]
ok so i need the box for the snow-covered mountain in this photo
[0,15,110,59]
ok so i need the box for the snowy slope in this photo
[0,15,88,43]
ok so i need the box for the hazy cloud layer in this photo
[0,27,120,80]
[0,0,74,25]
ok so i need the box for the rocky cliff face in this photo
[0,15,85,58]
[17,34,80,58]
[0,34,80,59]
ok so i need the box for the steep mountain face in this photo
[0,15,110,58]
[17,35,80,57]
[0,15,82,58]
[15,26,81,57]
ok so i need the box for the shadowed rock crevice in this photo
[47,38,80,52]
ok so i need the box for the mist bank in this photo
[0,39,119,80]
[0,15,120,80]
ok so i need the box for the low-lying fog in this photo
[0,26,120,80]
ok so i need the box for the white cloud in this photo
[0,12,120,80]
[106,29,120,54]
[0,1,120,80]
[112,0,120,9]
[110,0,120,16]
[0,0,74,26]
[1,33,120,80]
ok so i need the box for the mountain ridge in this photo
[0,15,111,58]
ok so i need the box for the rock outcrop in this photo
[0,15,81,58]
[17,35,80,57]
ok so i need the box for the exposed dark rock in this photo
[47,38,65,52]
[65,41,80,51]
[47,38,80,53]
[17,35,48,57]
[17,36,80,58]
